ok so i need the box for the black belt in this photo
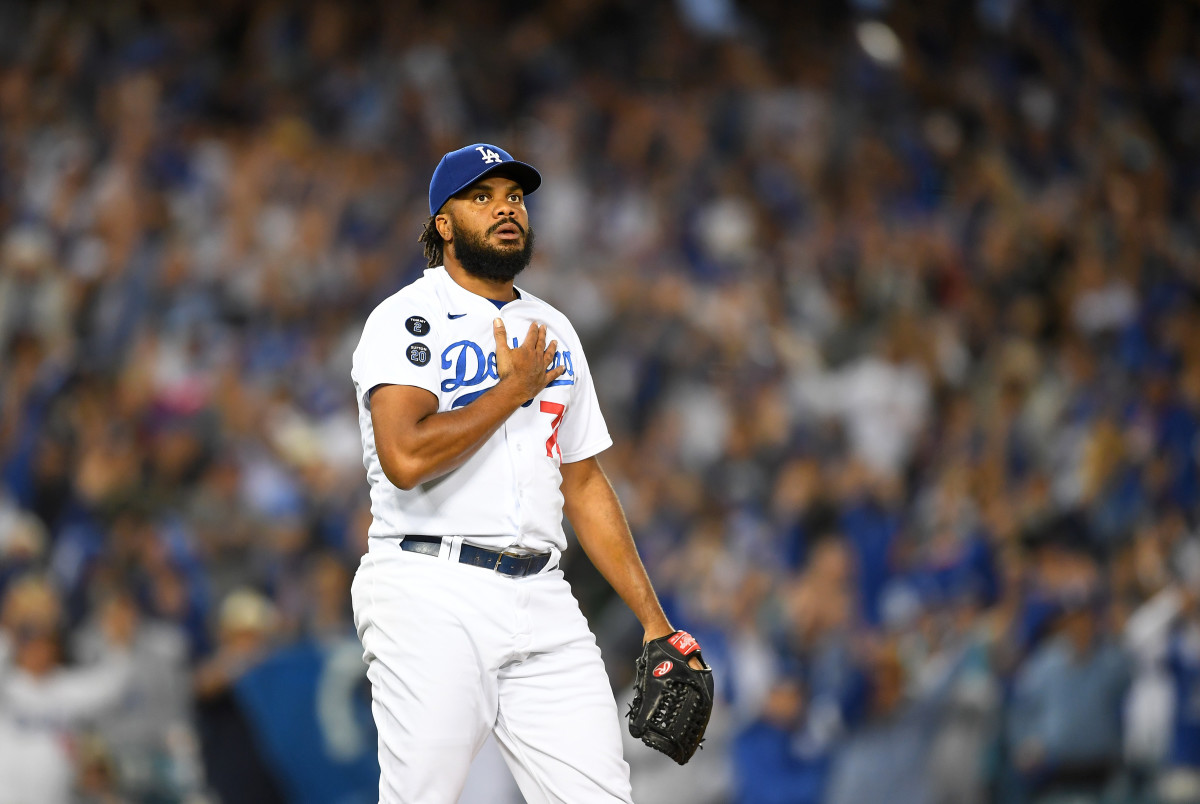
[400,536,551,578]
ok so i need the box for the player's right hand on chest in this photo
[493,319,567,403]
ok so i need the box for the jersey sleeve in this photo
[351,301,442,406]
[557,340,612,463]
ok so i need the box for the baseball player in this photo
[350,143,702,803]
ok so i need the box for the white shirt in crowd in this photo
[0,634,133,804]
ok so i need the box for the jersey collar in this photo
[432,266,525,313]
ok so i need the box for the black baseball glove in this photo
[627,630,714,765]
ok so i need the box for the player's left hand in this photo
[644,627,705,670]
[627,630,714,765]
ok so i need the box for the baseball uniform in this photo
[350,265,634,803]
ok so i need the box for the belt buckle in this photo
[495,549,528,576]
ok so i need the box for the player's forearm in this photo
[379,379,529,489]
[563,463,672,640]
[578,519,673,640]
[594,539,673,642]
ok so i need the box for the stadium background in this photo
[1,0,1199,802]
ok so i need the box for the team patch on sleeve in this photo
[405,316,431,336]
[407,342,431,366]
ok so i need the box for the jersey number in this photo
[540,401,565,460]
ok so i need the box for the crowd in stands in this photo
[1,0,1199,802]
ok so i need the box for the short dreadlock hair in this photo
[419,215,445,268]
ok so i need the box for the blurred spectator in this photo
[822,637,976,804]
[1123,584,1200,804]
[731,676,830,804]
[1160,600,1200,804]
[193,587,286,804]
[72,587,202,799]
[797,318,932,477]
[1007,596,1131,803]
[0,575,134,804]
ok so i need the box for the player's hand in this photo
[493,319,567,403]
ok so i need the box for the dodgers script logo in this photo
[441,339,574,408]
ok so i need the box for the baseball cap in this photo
[428,143,542,216]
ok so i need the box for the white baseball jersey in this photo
[351,266,612,555]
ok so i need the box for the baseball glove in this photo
[627,630,714,765]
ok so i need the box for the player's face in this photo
[443,176,535,283]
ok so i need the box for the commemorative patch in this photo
[405,316,431,336]
[407,342,431,366]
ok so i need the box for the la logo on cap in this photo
[427,143,541,216]
[476,147,503,164]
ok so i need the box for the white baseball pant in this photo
[352,537,634,804]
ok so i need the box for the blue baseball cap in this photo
[428,143,542,216]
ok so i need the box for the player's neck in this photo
[443,260,518,303]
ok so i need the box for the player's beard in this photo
[449,216,536,283]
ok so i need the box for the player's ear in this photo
[435,213,453,242]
